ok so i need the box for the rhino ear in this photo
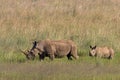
[32,41,37,49]
[90,45,92,49]
[33,41,37,46]
[93,45,97,49]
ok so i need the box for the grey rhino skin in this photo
[24,40,79,61]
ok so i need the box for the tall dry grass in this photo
[0,0,120,55]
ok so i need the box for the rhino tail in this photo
[108,48,114,59]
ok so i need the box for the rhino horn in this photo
[19,49,28,55]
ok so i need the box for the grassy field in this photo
[0,0,120,80]
[1,58,120,80]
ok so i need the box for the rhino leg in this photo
[38,53,45,61]
[71,52,79,60]
[108,55,113,59]
[67,53,72,60]
[108,56,111,59]
[49,54,55,60]
[72,55,79,59]
[70,47,79,60]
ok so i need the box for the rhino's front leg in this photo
[38,53,45,61]
[49,53,55,60]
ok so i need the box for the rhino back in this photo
[96,47,111,57]
[53,41,71,56]
[36,40,53,53]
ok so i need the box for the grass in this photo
[0,0,120,79]
[0,0,120,52]
[0,60,120,80]
[0,52,120,80]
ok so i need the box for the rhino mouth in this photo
[26,51,35,60]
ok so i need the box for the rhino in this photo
[89,45,114,59]
[20,49,36,60]
[23,39,79,61]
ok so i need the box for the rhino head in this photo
[20,49,35,60]
[89,45,97,56]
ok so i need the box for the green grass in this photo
[0,59,120,80]
[1,73,120,80]
[0,52,120,80]
[0,0,120,79]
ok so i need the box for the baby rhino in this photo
[89,45,114,59]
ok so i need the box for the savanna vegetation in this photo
[0,0,120,80]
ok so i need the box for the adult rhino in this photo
[23,39,79,60]
[20,49,38,60]
[89,45,114,59]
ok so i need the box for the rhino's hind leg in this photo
[108,55,113,59]
[67,53,72,60]
[71,47,79,60]
[73,55,79,59]
[71,54,79,60]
